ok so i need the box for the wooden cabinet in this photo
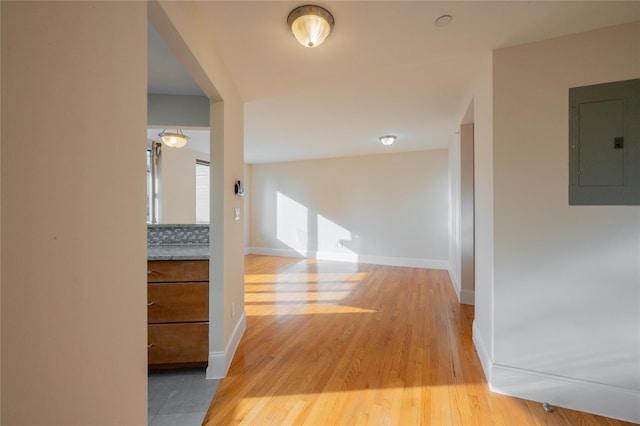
[147,260,209,368]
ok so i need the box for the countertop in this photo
[147,244,209,261]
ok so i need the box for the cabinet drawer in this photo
[148,323,208,366]
[148,283,208,323]
[147,260,208,282]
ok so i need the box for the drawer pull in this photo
[147,302,155,307]
[148,343,154,349]
[147,270,157,275]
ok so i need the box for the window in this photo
[196,160,210,223]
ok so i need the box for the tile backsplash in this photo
[147,224,209,246]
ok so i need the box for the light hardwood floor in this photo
[203,255,633,425]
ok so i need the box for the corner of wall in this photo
[471,48,494,388]
[447,268,475,305]
[472,320,492,384]
[459,289,475,305]
[447,267,461,298]
[0,1,3,418]
[206,311,246,379]
[244,163,251,250]
[0,0,2,423]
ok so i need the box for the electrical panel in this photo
[569,78,639,205]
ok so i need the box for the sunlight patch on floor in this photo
[247,290,353,303]
[244,268,373,316]
[245,272,368,284]
[245,283,359,294]
[230,387,418,426]
[245,303,377,316]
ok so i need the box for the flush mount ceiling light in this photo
[379,135,396,146]
[435,14,453,27]
[287,5,334,48]
[159,129,189,148]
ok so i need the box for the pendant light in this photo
[287,5,334,48]
[158,130,189,148]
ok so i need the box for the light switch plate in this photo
[234,207,240,221]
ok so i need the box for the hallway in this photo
[203,255,630,425]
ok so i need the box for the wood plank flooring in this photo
[203,255,633,425]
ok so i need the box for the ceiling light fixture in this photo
[287,5,334,48]
[435,14,453,27]
[159,129,189,148]
[379,135,396,146]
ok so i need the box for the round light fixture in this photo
[435,14,453,27]
[379,135,396,146]
[159,130,189,148]
[287,5,334,48]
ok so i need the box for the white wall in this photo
[1,2,147,424]
[159,146,210,224]
[449,123,475,305]
[209,97,245,378]
[148,94,209,128]
[150,1,246,379]
[0,2,3,419]
[472,51,495,382]
[244,164,251,250]
[460,123,475,303]
[448,133,462,288]
[490,22,640,422]
[249,150,450,269]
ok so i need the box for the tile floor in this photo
[148,368,219,426]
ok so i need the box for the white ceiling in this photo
[148,1,639,163]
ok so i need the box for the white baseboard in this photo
[448,268,461,294]
[206,311,246,379]
[472,321,640,423]
[460,289,475,305]
[248,247,305,259]
[490,363,640,424]
[472,320,492,383]
[447,269,475,305]
[246,247,448,270]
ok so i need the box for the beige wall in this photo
[471,51,494,378]
[244,164,251,250]
[449,122,475,305]
[249,150,450,268]
[147,94,209,128]
[159,146,210,224]
[150,1,246,378]
[490,22,640,422]
[448,132,462,288]
[1,2,147,424]
[0,2,3,419]
[459,124,474,300]
[209,99,246,375]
